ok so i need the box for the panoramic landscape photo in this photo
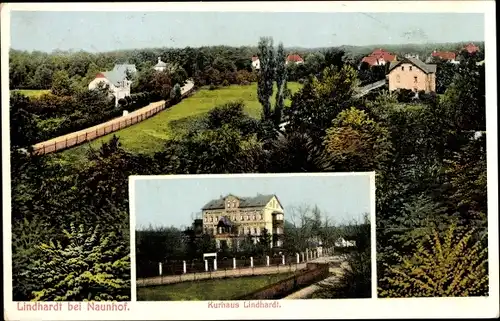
[7,8,488,303]
[131,174,373,301]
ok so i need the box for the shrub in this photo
[209,84,218,91]
[378,222,488,298]
[117,98,127,106]
[222,79,230,87]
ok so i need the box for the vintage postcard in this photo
[130,173,374,302]
[2,1,498,320]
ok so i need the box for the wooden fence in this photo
[32,86,196,155]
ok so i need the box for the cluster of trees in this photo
[10,36,486,301]
[10,86,117,145]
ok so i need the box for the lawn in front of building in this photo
[59,82,302,163]
[137,273,295,301]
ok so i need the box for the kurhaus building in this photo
[201,194,285,250]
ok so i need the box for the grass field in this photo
[137,273,294,301]
[11,89,51,97]
[59,82,301,162]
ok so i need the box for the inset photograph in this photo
[131,173,374,301]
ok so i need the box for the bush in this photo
[209,84,218,91]
[378,223,488,298]
[117,98,127,106]
[222,79,230,87]
[298,78,305,84]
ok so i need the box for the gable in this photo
[388,57,436,75]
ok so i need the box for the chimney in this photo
[158,57,161,63]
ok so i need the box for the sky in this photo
[10,11,484,52]
[133,174,372,229]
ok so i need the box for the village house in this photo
[428,50,459,64]
[285,54,304,65]
[201,194,285,250]
[334,237,356,248]
[387,57,437,93]
[360,48,397,67]
[154,57,168,72]
[464,42,480,54]
[251,55,260,70]
[88,64,137,106]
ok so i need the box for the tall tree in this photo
[274,42,287,127]
[257,37,276,121]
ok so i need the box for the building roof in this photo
[432,51,456,60]
[464,43,480,53]
[155,57,168,67]
[286,54,304,62]
[252,56,259,62]
[389,57,437,74]
[361,49,396,66]
[202,194,280,210]
[99,64,137,86]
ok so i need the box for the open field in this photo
[59,82,301,162]
[11,89,51,97]
[137,273,295,301]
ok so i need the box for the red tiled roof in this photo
[464,43,480,53]
[286,54,303,62]
[95,72,106,79]
[251,56,259,61]
[432,51,456,60]
[361,56,380,66]
[361,49,396,66]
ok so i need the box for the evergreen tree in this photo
[274,42,287,127]
[27,223,130,301]
[257,37,276,121]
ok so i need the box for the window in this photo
[252,215,256,220]
[414,76,418,83]
[259,214,263,220]
[409,66,413,71]
[402,66,404,71]
[245,215,249,220]
[240,215,244,221]
[210,217,213,222]
[254,228,258,234]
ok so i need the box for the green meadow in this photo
[60,82,301,162]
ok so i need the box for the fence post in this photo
[266,256,270,267]
[214,258,218,271]
[296,253,300,264]
[250,257,254,268]
[204,259,208,272]
[159,262,162,276]
[233,257,236,269]
[282,255,285,265]
[183,260,186,274]
[301,252,305,262]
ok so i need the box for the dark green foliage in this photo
[257,37,276,121]
[26,223,130,301]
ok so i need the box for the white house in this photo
[88,64,137,106]
[334,237,356,248]
[154,57,168,72]
[251,56,260,70]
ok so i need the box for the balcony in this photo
[272,213,284,222]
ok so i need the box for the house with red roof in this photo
[463,43,480,54]
[88,64,137,106]
[285,54,304,65]
[429,50,459,64]
[360,48,397,67]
